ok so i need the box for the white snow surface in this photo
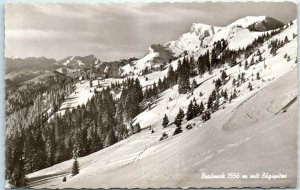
[47,78,123,121]
[228,16,267,28]
[29,18,297,188]
[121,47,159,76]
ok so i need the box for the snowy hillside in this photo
[120,47,159,76]
[26,16,297,188]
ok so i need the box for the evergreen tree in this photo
[212,96,219,112]
[174,108,185,127]
[223,90,228,100]
[207,95,214,109]
[248,82,253,91]
[244,61,248,70]
[173,126,183,136]
[270,46,277,56]
[192,102,201,117]
[256,72,261,80]
[197,56,205,76]
[211,49,218,68]
[199,101,205,114]
[178,58,191,94]
[192,79,197,89]
[103,129,117,147]
[257,49,261,55]
[284,36,289,43]
[162,114,169,128]
[167,64,176,86]
[134,123,141,133]
[232,78,236,86]
[205,50,211,72]
[215,78,222,89]
[202,111,211,122]
[221,70,227,82]
[72,159,79,176]
[186,101,194,121]
[250,57,255,65]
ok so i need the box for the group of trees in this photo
[6,72,76,187]
[186,99,205,121]
[6,76,145,187]
[269,36,290,56]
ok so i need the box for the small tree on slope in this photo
[186,101,194,121]
[174,108,185,127]
[72,159,79,176]
[162,114,169,128]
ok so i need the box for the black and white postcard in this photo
[4,1,297,188]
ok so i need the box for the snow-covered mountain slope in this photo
[120,47,159,76]
[27,17,297,188]
[28,67,297,188]
[120,45,174,77]
[120,16,285,77]
[227,16,283,30]
[166,23,222,55]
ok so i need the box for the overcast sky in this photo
[5,2,297,61]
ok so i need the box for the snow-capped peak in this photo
[189,23,222,36]
[58,55,101,68]
[228,16,267,28]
